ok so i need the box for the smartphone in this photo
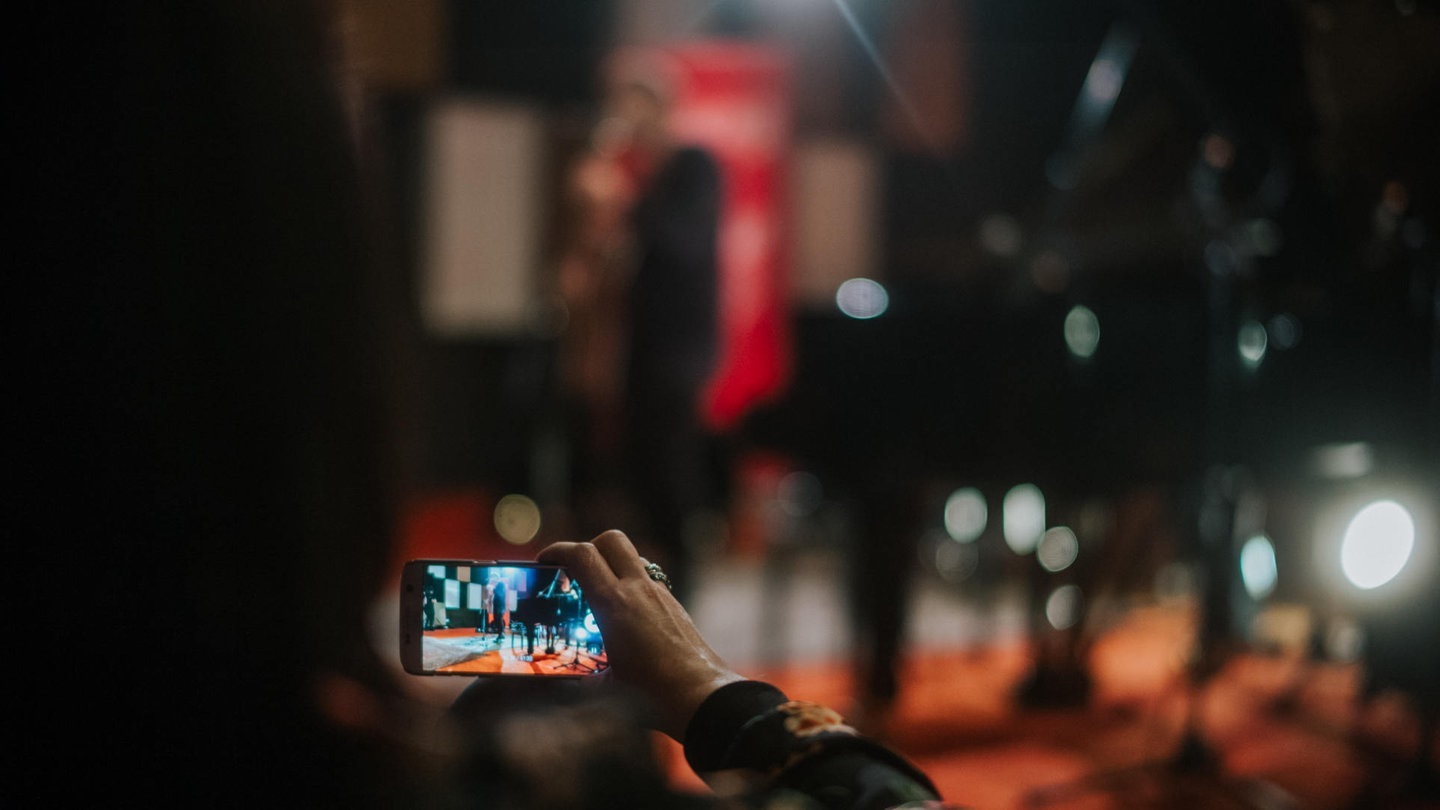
[399,559,608,677]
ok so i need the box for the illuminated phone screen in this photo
[400,560,608,677]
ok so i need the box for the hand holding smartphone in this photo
[399,560,609,678]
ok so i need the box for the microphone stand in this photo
[556,596,599,673]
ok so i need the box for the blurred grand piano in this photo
[512,595,561,657]
[513,595,586,657]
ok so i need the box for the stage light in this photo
[494,493,541,545]
[1045,584,1083,630]
[836,277,888,319]
[943,487,987,543]
[1240,534,1278,599]
[1003,483,1045,554]
[1037,526,1079,573]
[1340,500,1415,590]
[1238,319,1268,369]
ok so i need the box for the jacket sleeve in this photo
[682,681,953,810]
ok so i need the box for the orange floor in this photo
[392,495,1437,809]
[652,605,1439,809]
[423,626,609,676]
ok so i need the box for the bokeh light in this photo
[1063,305,1100,359]
[979,213,1024,258]
[943,487,987,543]
[836,277,889,319]
[1267,313,1302,349]
[1340,500,1415,590]
[1084,57,1125,103]
[494,493,542,545]
[1003,483,1046,554]
[1202,133,1235,170]
[1037,526,1079,573]
[1239,534,1278,599]
[1045,584,1084,630]
[935,540,980,583]
[1238,319,1268,368]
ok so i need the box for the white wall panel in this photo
[420,99,546,336]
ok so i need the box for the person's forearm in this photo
[683,681,944,809]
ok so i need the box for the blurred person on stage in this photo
[556,64,723,606]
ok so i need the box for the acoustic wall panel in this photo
[420,98,546,337]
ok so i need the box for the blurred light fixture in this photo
[1063,305,1100,359]
[1003,483,1046,554]
[943,487,987,543]
[1037,526,1079,573]
[836,277,888,319]
[1083,57,1125,104]
[1240,534,1278,599]
[1045,584,1084,630]
[1237,319,1268,368]
[494,493,542,545]
[1340,500,1416,590]
[1046,22,1137,191]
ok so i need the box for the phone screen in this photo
[399,560,608,677]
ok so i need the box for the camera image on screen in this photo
[407,562,608,677]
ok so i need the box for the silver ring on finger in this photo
[643,562,672,591]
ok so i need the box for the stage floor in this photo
[422,627,608,675]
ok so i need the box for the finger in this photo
[590,530,648,579]
[536,541,618,592]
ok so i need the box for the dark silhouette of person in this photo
[558,72,721,606]
[541,568,584,649]
[491,572,509,640]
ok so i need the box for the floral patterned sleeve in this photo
[682,681,961,810]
